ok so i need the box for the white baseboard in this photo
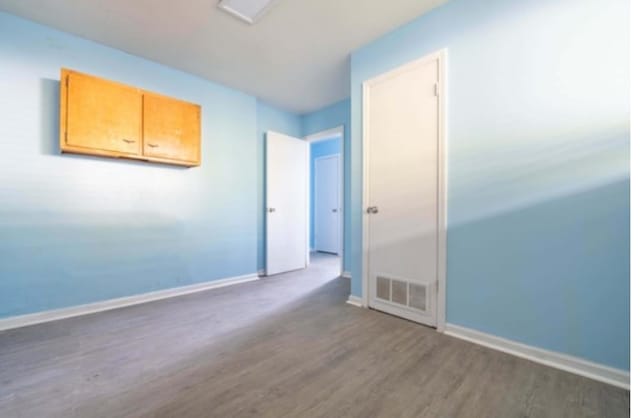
[0,273,261,332]
[346,295,363,307]
[341,271,352,279]
[445,323,629,390]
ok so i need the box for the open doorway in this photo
[264,127,343,278]
[305,126,344,274]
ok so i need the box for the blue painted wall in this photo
[0,12,300,318]
[309,138,341,248]
[350,0,629,369]
[302,99,351,272]
[256,102,302,271]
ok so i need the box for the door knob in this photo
[366,206,378,214]
[268,208,276,213]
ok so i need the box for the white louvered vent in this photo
[376,275,428,312]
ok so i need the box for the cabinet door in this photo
[64,71,142,155]
[143,94,201,164]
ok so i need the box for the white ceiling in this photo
[0,0,446,113]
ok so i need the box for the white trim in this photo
[436,50,448,332]
[361,49,448,331]
[0,273,260,332]
[305,125,345,269]
[306,126,344,143]
[341,271,352,279]
[445,323,630,390]
[305,141,311,268]
[362,79,371,309]
[257,269,266,277]
[346,295,363,307]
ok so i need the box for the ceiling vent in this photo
[218,0,280,25]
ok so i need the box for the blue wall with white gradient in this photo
[0,12,300,317]
[0,0,629,374]
[350,0,629,369]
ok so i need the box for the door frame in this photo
[314,154,341,254]
[305,126,345,268]
[361,49,448,332]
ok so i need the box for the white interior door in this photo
[363,53,443,327]
[266,131,309,276]
[315,155,340,254]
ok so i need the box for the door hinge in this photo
[434,83,439,97]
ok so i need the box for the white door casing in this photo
[315,155,340,254]
[362,50,447,329]
[266,131,309,276]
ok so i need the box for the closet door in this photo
[63,70,142,155]
[315,155,340,254]
[143,93,201,165]
[363,53,443,327]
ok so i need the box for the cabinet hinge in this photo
[65,76,69,87]
[434,83,439,97]
[65,131,68,142]
[435,280,439,293]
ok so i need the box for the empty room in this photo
[0,0,634,417]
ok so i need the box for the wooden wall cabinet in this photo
[60,69,201,167]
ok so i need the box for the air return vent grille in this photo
[376,276,428,312]
[391,280,408,305]
[409,283,427,311]
[376,276,391,301]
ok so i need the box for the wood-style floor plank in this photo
[0,254,629,417]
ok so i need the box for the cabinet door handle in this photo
[122,138,135,144]
[147,143,159,148]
